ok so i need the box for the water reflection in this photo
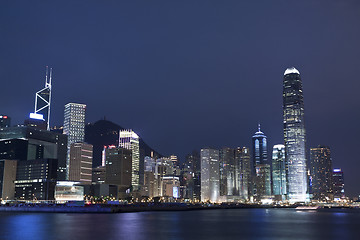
[0,209,359,240]
[0,213,49,240]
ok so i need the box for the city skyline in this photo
[1,1,359,198]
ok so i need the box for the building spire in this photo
[258,123,261,132]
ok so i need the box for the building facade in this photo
[69,142,93,185]
[252,125,270,200]
[272,144,287,197]
[105,146,132,198]
[309,146,333,201]
[0,126,67,180]
[252,124,268,166]
[283,67,308,202]
[119,129,140,191]
[332,168,345,200]
[0,160,17,200]
[200,148,220,202]
[14,159,58,200]
[219,147,235,196]
[235,147,251,200]
[63,103,86,180]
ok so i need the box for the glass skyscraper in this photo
[252,125,270,200]
[119,129,140,191]
[272,144,286,197]
[252,124,267,166]
[200,148,220,203]
[310,146,333,200]
[63,103,86,179]
[283,67,308,202]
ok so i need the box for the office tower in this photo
[234,147,251,200]
[143,170,156,198]
[180,167,194,200]
[34,67,52,130]
[309,146,333,201]
[119,129,140,191]
[252,124,268,166]
[143,156,156,198]
[185,150,201,201]
[69,142,93,185]
[0,115,11,128]
[200,148,220,202]
[105,146,132,198]
[0,126,67,180]
[63,103,86,144]
[219,147,235,196]
[332,168,345,200]
[0,160,17,200]
[272,144,287,197]
[14,159,58,200]
[283,67,308,202]
[63,103,86,179]
[252,125,270,200]
[254,164,271,198]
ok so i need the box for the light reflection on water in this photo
[0,209,359,240]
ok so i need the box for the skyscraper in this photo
[235,147,251,200]
[272,144,286,197]
[252,124,267,166]
[69,142,93,185]
[309,146,333,201]
[105,146,132,199]
[332,168,345,200]
[185,150,201,201]
[200,148,220,202]
[34,67,52,130]
[63,103,86,179]
[252,125,270,200]
[283,67,308,202]
[119,129,140,191]
[219,147,235,196]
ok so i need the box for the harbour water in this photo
[0,208,359,240]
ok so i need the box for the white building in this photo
[63,103,86,179]
[119,129,140,191]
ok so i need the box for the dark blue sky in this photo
[1,0,359,197]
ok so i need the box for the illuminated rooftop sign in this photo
[30,113,45,120]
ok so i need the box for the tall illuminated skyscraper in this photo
[219,147,235,196]
[63,103,86,179]
[272,144,286,197]
[283,67,308,202]
[310,146,333,200]
[119,129,140,191]
[252,124,267,166]
[34,67,52,130]
[200,148,220,202]
[332,168,345,200]
[235,147,251,200]
[252,125,270,200]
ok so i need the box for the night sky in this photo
[1,1,359,197]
